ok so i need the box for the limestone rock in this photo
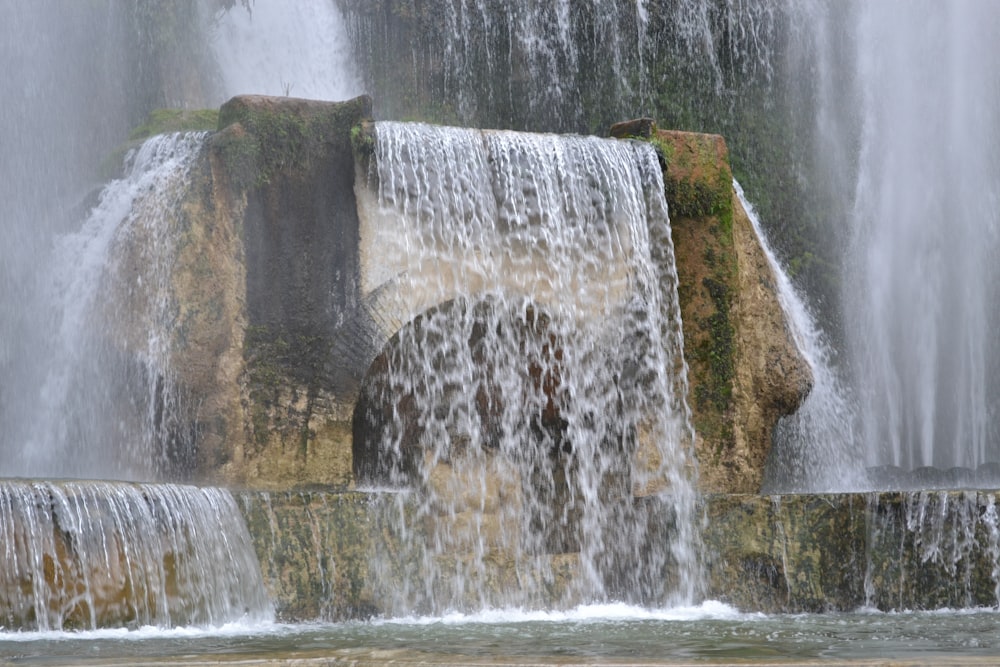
[162,101,807,494]
[152,95,374,487]
[652,129,812,494]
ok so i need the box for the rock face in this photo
[238,489,1000,619]
[138,99,809,494]
[162,95,373,488]
[612,120,812,493]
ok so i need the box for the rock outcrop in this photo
[612,120,812,493]
[237,489,1000,619]
[130,98,810,494]
[153,95,372,488]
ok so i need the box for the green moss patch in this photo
[129,108,219,142]
[645,129,738,464]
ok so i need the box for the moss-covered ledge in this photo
[214,94,372,191]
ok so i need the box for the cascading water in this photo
[735,182,860,493]
[1,132,206,481]
[210,0,362,102]
[833,2,1000,474]
[0,480,271,630]
[339,0,795,134]
[863,491,1000,610]
[354,122,700,613]
[0,131,277,631]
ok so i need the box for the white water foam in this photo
[375,600,750,626]
[0,619,284,642]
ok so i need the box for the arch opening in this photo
[352,296,636,553]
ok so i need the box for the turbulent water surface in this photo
[5,604,1000,664]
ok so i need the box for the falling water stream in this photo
[355,122,700,613]
[2,132,206,481]
[735,181,860,493]
[0,480,271,631]
[834,1,1000,474]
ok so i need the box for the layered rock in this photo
[238,489,1000,619]
[159,95,373,488]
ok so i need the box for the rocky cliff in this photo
[127,96,808,494]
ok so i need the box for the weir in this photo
[237,487,1000,619]
[0,480,270,630]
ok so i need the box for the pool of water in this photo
[4,602,1000,665]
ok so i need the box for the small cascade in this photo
[1,132,206,480]
[733,182,861,492]
[354,122,699,615]
[865,491,1000,610]
[0,480,271,631]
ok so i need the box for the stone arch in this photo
[351,295,572,488]
[351,294,644,557]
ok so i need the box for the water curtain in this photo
[355,122,701,613]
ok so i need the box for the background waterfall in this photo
[834,2,1000,473]
[210,0,362,101]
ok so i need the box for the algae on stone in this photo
[614,122,811,494]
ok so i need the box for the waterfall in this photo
[210,0,362,102]
[0,481,271,631]
[335,0,1000,488]
[832,2,1000,473]
[734,182,861,492]
[354,122,700,613]
[0,3,157,473]
[864,491,1000,610]
[0,132,206,481]
[338,0,795,133]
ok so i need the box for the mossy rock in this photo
[650,130,739,479]
[100,108,220,180]
[215,94,373,191]
[129,108,220,142]
[653,129,733,229]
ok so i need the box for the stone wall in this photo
[152,98,809,492]
[158,95,374,488]
[238,489,1000,619]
